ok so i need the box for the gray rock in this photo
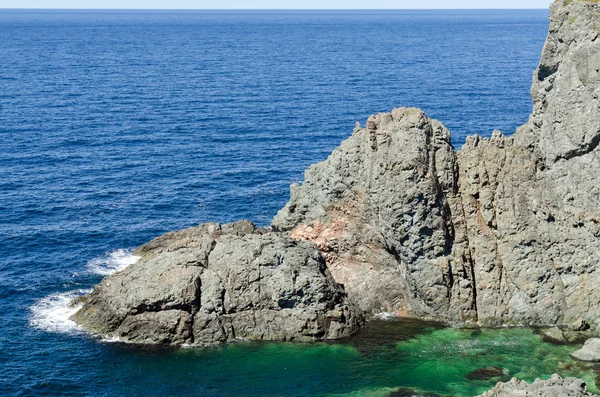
[273,0,600,329]
[541,327,567,344]
[273,108,476,322]
[475,374,598,397]
[571,318,592,332]
[71,221,363,345]
[572,338,600,362]
[72,0,600,345]
[456,0,600,327]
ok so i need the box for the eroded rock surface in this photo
[272,108,477,322]
[72,221,363,345]
[475,374,599,397]
[274,0,600,328]
[457,0,600,327]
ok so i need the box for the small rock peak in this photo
[390,107,427,127]
[464,134,482,149]
[366,115,379,131]
[491,129,506,147]
[361,108,432,135]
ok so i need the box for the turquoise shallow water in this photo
[3,8,595,397]
[63,320,599,397]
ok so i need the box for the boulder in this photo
[572,338,600,362]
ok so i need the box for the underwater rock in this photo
[476,374,599,397]
[466,366,506,381]
[71,221,363,345]
[572,339,600,362]
[389,387,442,397]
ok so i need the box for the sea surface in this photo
[1,9,594,397]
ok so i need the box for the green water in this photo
[104,320,599,397]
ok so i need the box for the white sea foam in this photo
[29,289,91,334]
[374,312,398,320]
[87,248,140,275]
[100,335,125,343]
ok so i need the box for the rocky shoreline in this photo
[70,0,600,395]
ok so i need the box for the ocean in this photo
[3,9,593,397]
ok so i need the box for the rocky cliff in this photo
[72,0,600,344]
[274,0,600,328]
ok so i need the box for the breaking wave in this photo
[29,289,91,334]
[87,248,140,275]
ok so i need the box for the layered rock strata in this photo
[72,221,363,345]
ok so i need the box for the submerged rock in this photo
[476,374,599,397]
[572,339,600,362]
[389,387,442,397]
[466,366,506,381]
[71,221,363,345]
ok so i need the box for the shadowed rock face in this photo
[274,0,600,328]
[72,221,363,345]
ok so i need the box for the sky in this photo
[0,0,555,9]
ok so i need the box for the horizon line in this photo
[0,7,551,10]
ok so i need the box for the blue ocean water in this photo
[0,9,557,397]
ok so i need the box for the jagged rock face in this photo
[523,0,600,162]
[458,0,600,327]
[475,374,599,397]
[275,0,600,328]
[273,108,477,322]
[72,221,363,345]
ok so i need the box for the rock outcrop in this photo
[274,0,600,328]
[457,0,600,327]
[475,374,599,397]
[272,108,477,322]
[72,221,363,345]
[72,0,600,344]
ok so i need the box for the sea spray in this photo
[86,248,140,276]
[29,289,91,334]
